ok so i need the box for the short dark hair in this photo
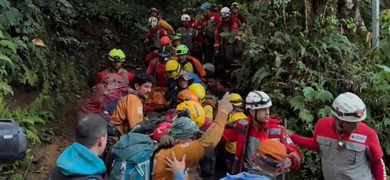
[205,69,216,79]
[75,113,107,148]
[131,73,155,89]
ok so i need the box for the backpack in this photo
[80,73,129,115]
[109,133,157,180]
[187,57,206,79]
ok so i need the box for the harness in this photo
[106,68,129,84]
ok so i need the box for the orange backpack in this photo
[187,57,207,82]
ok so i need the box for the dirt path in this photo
[22,99,82,180]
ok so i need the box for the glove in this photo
[159,135,176,148]
[217,92,233,115]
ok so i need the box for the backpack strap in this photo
[149,146,165,180]
[121,69,129,84]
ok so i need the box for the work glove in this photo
[217,92,233,115]
[159,135,177,148]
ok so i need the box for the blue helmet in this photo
[200,2,211,10]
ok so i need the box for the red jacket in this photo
[146,58,167,87]
[214,17,242,49]
[95,68,133,86]
[145,50,158,64]
[201,12,221,40]
[146,28,168,40]
[232,14,247,24]
[290,117,386,180]
[189,19,203,44]
[222,116,302,174]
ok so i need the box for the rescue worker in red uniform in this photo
[145,36,171,67]
[146,45,171,87]
[176,14,197,54]
[148,7,163,20]
[290,92,386,180]
[222,90,302,180]
[185,8,203,62]
[200,2,221,65]
[214,7,242,83]
[144,17,168,52]
[230,2,247,24]
[95,49,134,86]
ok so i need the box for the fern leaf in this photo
[26,129,41,144]
[0,53,13,64]
[0,39,18,54]
[0,81,13,95]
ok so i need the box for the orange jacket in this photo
[109,93,144,135]
[153,111,228,180]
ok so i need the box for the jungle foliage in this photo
[229,0,390,179]
[1,0,390,179]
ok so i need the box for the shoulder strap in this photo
[121,69,129,84]
[149,146,164,180]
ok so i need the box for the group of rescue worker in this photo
[47,2,387,180]
[145,2,246,86]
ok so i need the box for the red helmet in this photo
[149,7,159,15]
[152,122,172,141]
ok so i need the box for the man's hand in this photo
[144,39,149,43]
[159,135,177,148]
[217,92,233,115]
[164,151,186,175]
[284,157,292,168]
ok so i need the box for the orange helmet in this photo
[160,36,171,46]
[177,89,199,103]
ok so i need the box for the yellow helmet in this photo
[165,60,181,78]
[230,93,243,107]
[176,100,206,127]
[188,83,206,102]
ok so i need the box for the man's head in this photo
[131,73,155,99]
[181,14,191,27]
[168,116,200,141]
[220,7,231,22]
[231,2,240,14]
[245,90,272,123]
[175,71,193,89]
[176,45,189,63]
[149,7,159,17]
[331,92,366,133]
[200,2,212,17]
[108,49,126,70]
[253,139,287,177]
[75,114,108,156]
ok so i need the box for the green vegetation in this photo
[0,0,390,179]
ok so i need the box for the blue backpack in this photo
[109,133,156,180]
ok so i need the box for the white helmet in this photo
[220,7,230,18]
[203,63,215,73]
[331,92,366,122]
[181,14,191,22]
[245,91,272,110]
[148,17,159,28]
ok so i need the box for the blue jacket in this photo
[56,142,106,176]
